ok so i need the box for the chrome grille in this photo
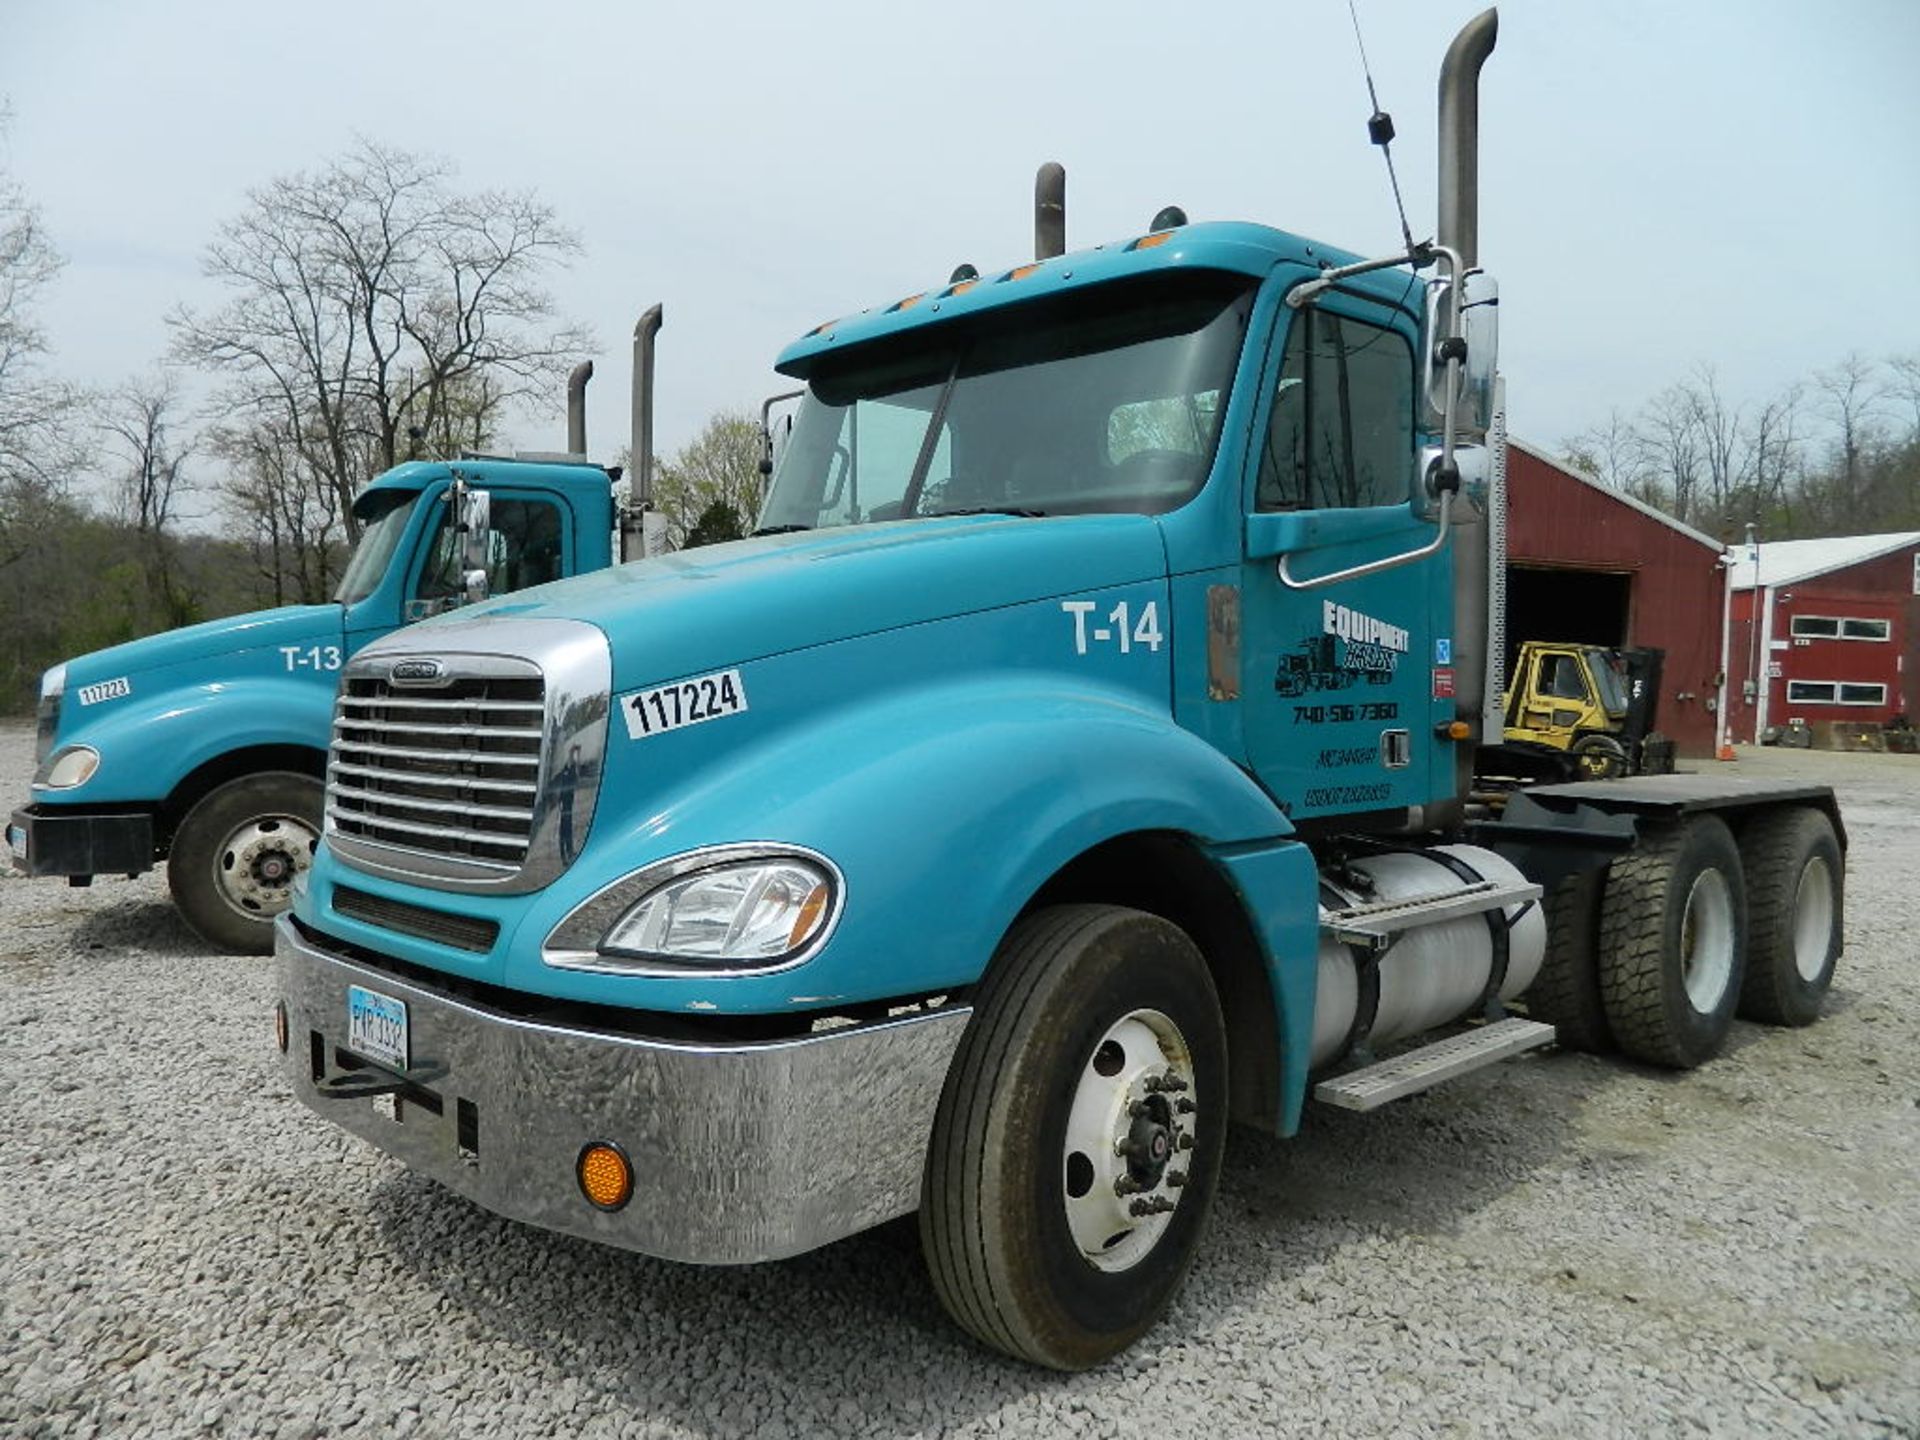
[329,673,546,872]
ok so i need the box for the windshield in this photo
[335,490,422,605]
[1587,649,1631,716]
[759,275,1253,533]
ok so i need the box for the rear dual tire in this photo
[1736,808,1842,1027]
[1597,816,1746,1068]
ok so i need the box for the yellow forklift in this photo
[1486,642,1674,781]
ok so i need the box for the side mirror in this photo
[449,475,492,605]
[1422,269,1499,440]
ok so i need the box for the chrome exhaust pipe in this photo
[1437,9,1497,269]
[1438,9,1498,812]
[1034,162,1066,260]
[631,305,664,509]
[566,360,593,456]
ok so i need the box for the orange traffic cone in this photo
[1717,742,1737,761]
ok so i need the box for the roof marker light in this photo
[1129,231,1177,251]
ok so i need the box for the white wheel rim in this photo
[1061,1008,1195,1273]
[213,814,319,921]
[1680,867,1735,1012]
[1791,856,1835,983]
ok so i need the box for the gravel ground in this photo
[3,723,1917,1439]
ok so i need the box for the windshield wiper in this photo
[751,523,813,536]
[921,506,1048,519]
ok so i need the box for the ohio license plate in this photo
[346,985,409,1071]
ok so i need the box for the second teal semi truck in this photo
[10,318,667,952]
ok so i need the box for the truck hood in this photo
[64,604,343,687]
[440,514,1168,690]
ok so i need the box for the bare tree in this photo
[1637,384,1705,525]
[1740,382,1805,529]
[1565,407,1658,505]
[101,373,197,624]
[0,158,80,568]
[1813,353,1885,517]
[209,416,346,606]
[1679,364,1742,528]
[172,139,591,549]
[655,411,766,547]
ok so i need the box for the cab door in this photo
[1236,286,1453,824]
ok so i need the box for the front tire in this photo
[167,771,323,954]
[1736,807,1842,1027]
[1597,816,1747,1068]
[1570,733,1629,780]
[919,905,1227,1370]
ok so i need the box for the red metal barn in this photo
[1504,440,1728,759]
[1728,532,1920,742]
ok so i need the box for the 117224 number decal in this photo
[623,669,748,740]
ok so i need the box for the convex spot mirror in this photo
[1422,269,1499,440]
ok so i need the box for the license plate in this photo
[7,825,25,862]
[347,985,409,1071]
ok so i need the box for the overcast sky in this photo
[5,0,1918,490]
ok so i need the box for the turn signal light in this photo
[577,1142,634,1212]
[1436,720,1472,741]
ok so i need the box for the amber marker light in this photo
[1002,263,1043,282]
[1130,231,1176,251]
[890,292,925,312]
[788,881,831,950]
[577,1142,634,1212]
[1437,720,1472,741]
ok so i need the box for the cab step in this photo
[1312,1017,1558,1112]
[1322,877,1541,951]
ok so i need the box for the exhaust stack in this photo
[1436,8,1498,809]
[566,360,593,456]
[1034,163,1066,260]
[1437,9,1498,269]
[624,305,666,561]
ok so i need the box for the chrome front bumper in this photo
[274,917,970,1264]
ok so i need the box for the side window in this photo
[416,496,566,602]
[1256,309,1413,511]
[1541,654,1590,702]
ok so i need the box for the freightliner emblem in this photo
[389,659,447,686]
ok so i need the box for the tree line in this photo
[0,137,770,715]
[1562,355,1920,543]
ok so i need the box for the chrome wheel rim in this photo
[1792,856,1836,983]
[213,814,319,921]
[1681,867,1736,1012]
[1061,1008,1196,1273]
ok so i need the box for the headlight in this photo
[544,845,841,974]
[35,664,66,765]
[36,744,100,791]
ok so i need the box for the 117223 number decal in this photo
[623,669,748,740]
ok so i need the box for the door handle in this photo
[1276,489,1453,591]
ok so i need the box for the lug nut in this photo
[1128,1196,1177,1218]
[1175,1098,1196,1114]
[1167,1170,1188,1188]
[1114,1175,1145,1197]
[1177,1133,1195,1151]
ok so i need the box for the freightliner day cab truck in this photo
[10,316,668,953]
[274,12,1848,1368]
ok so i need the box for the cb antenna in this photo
[1347,0,1416,254]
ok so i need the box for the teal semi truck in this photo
[10,316,667,952]
[273,12,1848,1369]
